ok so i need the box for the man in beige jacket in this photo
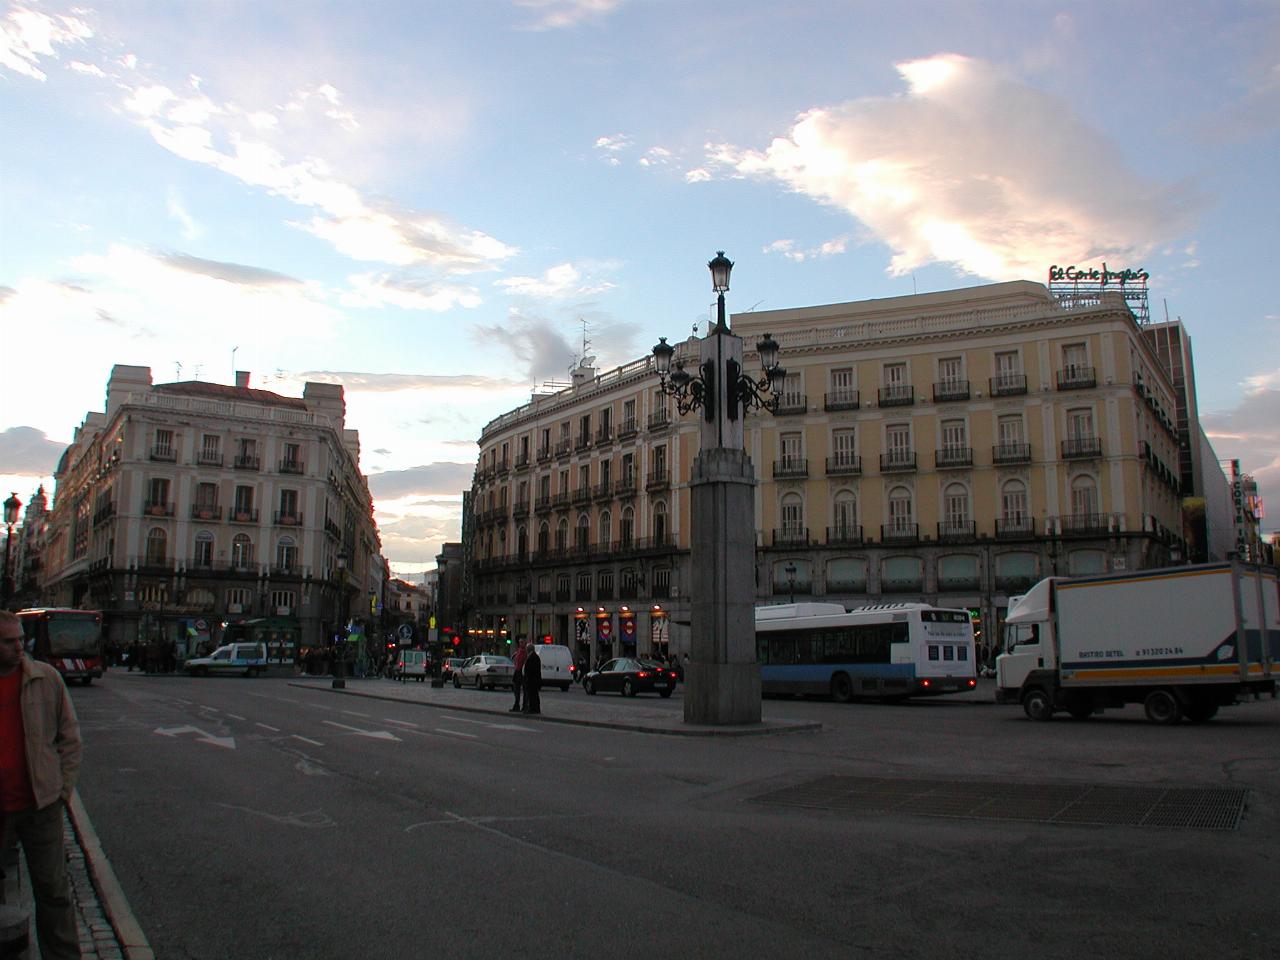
[0,609,83,959]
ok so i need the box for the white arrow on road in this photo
[320,720,401,741]
[154,725,236,750]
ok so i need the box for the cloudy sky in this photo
[2,0,1278,573]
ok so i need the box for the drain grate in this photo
[750,776,1247,831]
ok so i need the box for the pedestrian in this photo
[510,637,528,712]
[0,609,83,960]
[522,641,542,715]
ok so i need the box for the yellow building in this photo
[470,280,1186,664]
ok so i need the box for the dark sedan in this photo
[582,658,677,698]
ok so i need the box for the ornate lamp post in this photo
[3,492,21,607]
[333,551,348,689]
[649,252,784,725]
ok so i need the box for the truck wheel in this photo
[830,673,854,703]
[1143,689,1182,725]
[1185,702,1218,723]
[453,675,461,688]
[1022,688,1054,721]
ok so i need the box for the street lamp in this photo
[3,492,21,606]
[785,562,797,605]
[333,551,348,689]
[648,252,786,725]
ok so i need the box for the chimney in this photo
[235,371,250,389]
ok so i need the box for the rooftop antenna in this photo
[175,361,182,380]
[1163,298,1170,323]
[912,274,917,295]
[193,364,202,381]
[231,346,239,382]
[579,317,592,365]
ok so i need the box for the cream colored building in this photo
[40,365,383,661]
[470,281,1186,662]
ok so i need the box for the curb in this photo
[66,792,154,960]
[286,682,823,737]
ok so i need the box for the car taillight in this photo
[921,679,931,687]
[968,679,976,687]
[638,671,649,678]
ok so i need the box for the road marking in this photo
[406,811,589,833]
[154,725,235,750]
[383,718,419,728]
[485,723,541,733]
[226,713,247,721]
[200,706,221,712]
[342,710,371,718]
[246,693,301,704]
[290,735,324,746]
[321,720,401,741]
[434,728,478,739]
[256,722,280,732]
[441,715,489,725]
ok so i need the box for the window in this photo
[888,487,913,530]
[232,533,254,568]
[599,459,612,487]
[886,423,911,463]
[193,532,214,567]
[997,415,1024,445]
[279,489,299,518]
[556,518,569,551]
[652,567,671,598]
[559,469,570,494]
[537,522,550,554]
[781,494,804,536]
[938,356,963,386]
[884,362,907,388]
[995,351,1020,376]
[1001,480,1028,524]
[780,432,802,465]
[1062,342,1088,377]
[276,536,297,571]
[830,367,854,395]
[195,482,218,508]
[238,438,256,458]
[1067,408,1094,440]
[270,590,296,614]
[620,506,635,545]
[943,483,970,527]
[621,453,635,484]
[200,434,220,460]
[538,474,551,499]
[578,464,590,491]
[597,569,615,599]
[833,492,857,533]
[651,445,667,476]
[234,485,254,514]
[226,587,252,611]
[653,501,668,543]
[623,398,636,426]
[145,527,167,565]
[782,372,803,408]
[148,477,170,508]
[599,407,612,433]
[833,428,856,465]
[599,510,611,547]
[941,419,966,453]
[283,442,301,469]
[576,571,593,600]
[153,429,174,457]
[576,513,590,549]
[1070,476,1098,518]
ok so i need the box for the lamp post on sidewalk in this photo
[786,562,797,605]
[650,252,785,725]
[2,492,20,607]
[333,552,348,689]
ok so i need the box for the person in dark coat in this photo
[522,643,542,715]
[510,638,528,712]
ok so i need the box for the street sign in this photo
[398,623,414,642]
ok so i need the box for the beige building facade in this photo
[40,366,383,661]
[469,281,1187,663]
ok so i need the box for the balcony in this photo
[880,452,917,473]
[190,504,222,522]
[494,457,510,477]
[992,442,1032,465]
[555,440,572,458]
[1057,513,1111,536]
[552,491,571,509]
[514,453,530,471]
[512,499,530,519]
[534,495,553,513]
[614,476,637,498]
[775,394,807,416]
[143,500,174,518]
[1062,437,1102,459]
[825,455,862,477]
[572,486,592,505]
[618,418,639,440]
[196,452,223,467]
[647,410,671,431]
[536,446,551,463]
[229,508,260,524]
[646,468,670,491]
[1057,365,1097,390]
[935,446,973,469]
[826,524,864,545]
[932,379,970,403]
[990,373,1028,397]
[592,481,613,501]
[234,455,261,470]
[279,459,304,475]
[149,446,176,462]
[995,517,1036,539]
[881,523,919,542]
[274,511,304,526]
[772,458,809,479]
[574,434,592,452]
[937,521,976,542]
[823,390,860,412]
[595,426,613,447]
[878,385,914,407]
[772,527,810,547]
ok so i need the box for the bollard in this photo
[0,904,29,959]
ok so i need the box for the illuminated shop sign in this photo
[1048,264,1150,285]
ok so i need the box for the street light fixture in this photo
[3,492,21,606]
[333,551,348,689]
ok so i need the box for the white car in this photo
[184,642,268,677]
[454,654,515,690]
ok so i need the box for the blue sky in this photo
[2,0,1278,572]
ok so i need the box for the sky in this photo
[2,0,1279,575]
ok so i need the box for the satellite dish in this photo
[581,355,597,367]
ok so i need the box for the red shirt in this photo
[0,669,36,812]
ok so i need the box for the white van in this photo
[529,643,574,691]
[184,642,268,677]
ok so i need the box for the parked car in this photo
[440,657,466,684]
[184,642,268,678]
[582,658,677,698]
[455,654,516,690]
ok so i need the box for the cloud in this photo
[515,0,624,31]
[702,54,1196,281]
[496,262,615,299]
[167,189,203,241]
[155,251,300,287]
[638,146,673,168]
[0,427,68,475]
[368,463,476,499]
[472,313,579,382]
[593,133,631,164]
[340,272,483,312]
[297,371,525,392]
[0,4,92,81]
[1202,389,1280,531]
[764,236,851,263]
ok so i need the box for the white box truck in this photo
[996,562,1278,724]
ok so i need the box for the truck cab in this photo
[995,580,1055,703]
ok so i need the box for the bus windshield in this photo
[47,618,103,656]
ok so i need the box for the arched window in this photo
[556,518,569,551]
[193,530,214,568]
[653,500,668,544]
[517,525,528,557]
[780,493,804,537]
[1070,475,1098,519]
[276,536,297,572]
[1001,480,1028,526]
[887,486,913,534]
[145,527,167,566]
[231,533,253,569]
[942,482,970,534]
[620,506,635,545]
[598,510,611,547]
[833,491,858,537]
[537,521,549,555]
[576,513,590,550]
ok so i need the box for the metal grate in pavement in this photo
[750,776,1247,831]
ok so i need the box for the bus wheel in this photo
[1144,689,1182,725]
[1022,688,1054,721]
[830,673,854,703]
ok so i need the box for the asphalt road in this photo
[70,674,1280,960]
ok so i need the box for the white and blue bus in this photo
[757,602,978,701]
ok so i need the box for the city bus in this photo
[757,602,978,701]
[15,608,106,686]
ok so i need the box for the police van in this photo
[184,642,268,677]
